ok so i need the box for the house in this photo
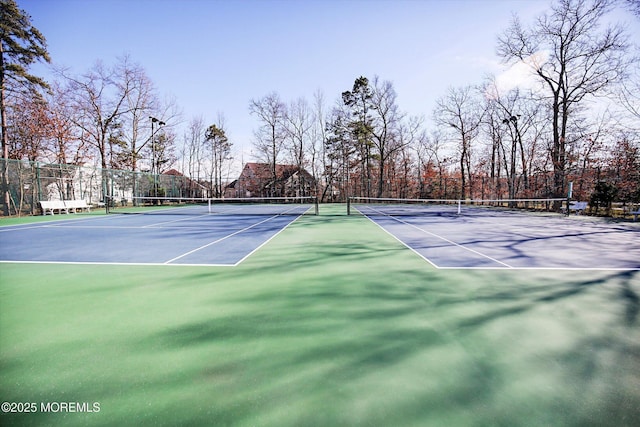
[161,169,208,198]
[225,163,316,198]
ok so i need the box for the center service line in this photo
[163,214,283,264]
[362,206,513,269]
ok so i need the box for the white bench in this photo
[40,200,92,215]
[64,200,92,213]
[40,200,68,215]
[567,201,588,214]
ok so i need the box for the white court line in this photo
[358,206,513,269]
[0,212,306,268]
[359,210,440,269]
[0,214,124,232]
[436,266,640,271]
[1,260,635,271]
[142,213,213,228]
[0,207,308,267]
[0,260,236,267]
[165,204,309,264]
[47,225,158,229]
[164,213,294,264]
[0,215,204,231]
[230,212,306,266]
[357,207,640,271]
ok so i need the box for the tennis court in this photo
[1,203,639,426]
[350,198,640,270]
[0,200,316,266]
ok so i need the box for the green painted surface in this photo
[1,205,639,426]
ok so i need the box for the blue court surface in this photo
[0,211,305,266]
[355,206,640,270]
[3,206,639,270]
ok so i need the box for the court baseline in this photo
[358,207,511,268]
[356,206,640,270]
[0,213,302,266]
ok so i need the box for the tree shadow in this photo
[3,212,639,426]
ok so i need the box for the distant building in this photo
[225,163,316,198]
[161,169,208,198]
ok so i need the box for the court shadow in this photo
[143,262,639,424]
[437,270,639,328]
[4,211,638,426]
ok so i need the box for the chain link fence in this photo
[0,159,206,216]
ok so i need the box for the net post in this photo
[566,181,573,216]
[208,198,212,214]
[347,197,351,215]
[314,196,319,216]
[457,199,462,215]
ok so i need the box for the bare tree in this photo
[324,103,356,202]
[484,79,545,199]
[119,58,159,173]
[309,89,327,196]
[617,58,640,133]
[63,60,129,171]
[415,130,455,199]
[62,57,149,205]
[370,76,405,197]
[622,0,640,17]
[434,85,484,199]
[482,96,506,198]
[46,82,87,165]
[414,126,433,198]
[284,97,310,167]
[497,0,629,199]
[204,116,231,198]
[283,96,313,196]
[393,115,424,198]
[249,92,286,196]
[180,116,206,196]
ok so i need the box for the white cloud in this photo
[491,50,549,97]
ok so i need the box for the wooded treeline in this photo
[1,0,639,216]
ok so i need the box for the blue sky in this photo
[22,0,637,162]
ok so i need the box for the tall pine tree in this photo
[1,0,50,215]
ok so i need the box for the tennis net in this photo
[348,197,568,216]
[108,196,319,216]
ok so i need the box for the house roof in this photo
[164,169,185,177]
[242,163,314,181]
[163,169,207,189]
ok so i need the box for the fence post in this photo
[35,161,42,202]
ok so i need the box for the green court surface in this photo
[1,205,639,426]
